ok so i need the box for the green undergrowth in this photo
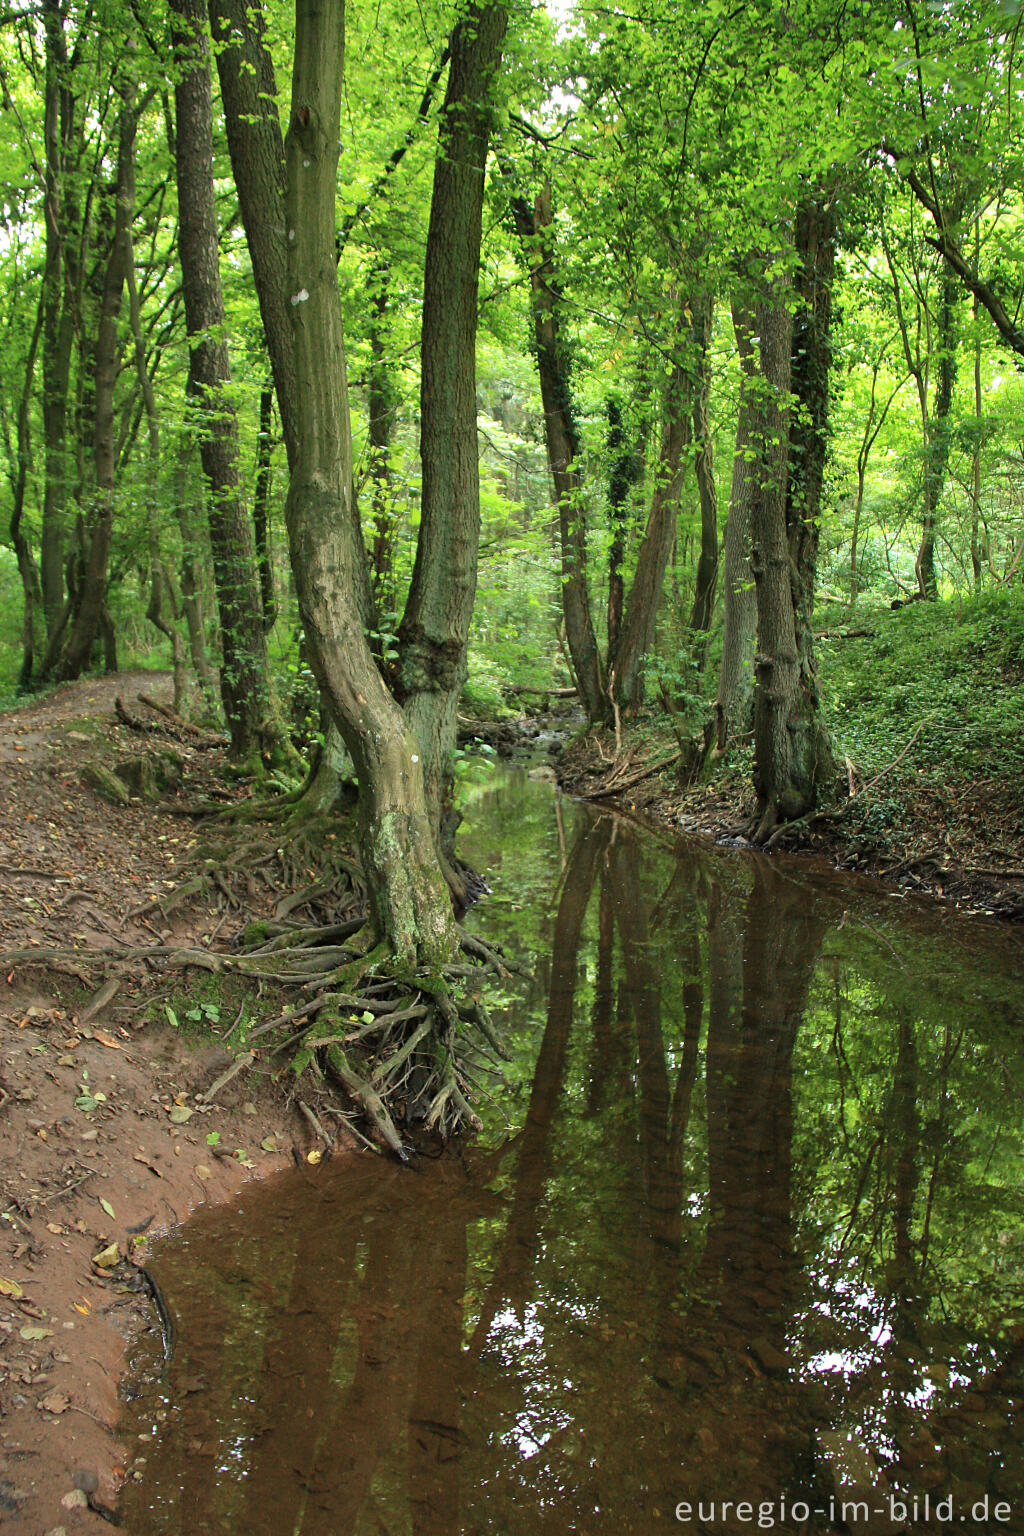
[818,588,1024,786]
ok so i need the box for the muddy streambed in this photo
[118,772,1024,1534]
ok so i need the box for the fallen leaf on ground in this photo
[92,1244,120,1269]
[98,1197,115,1219]
[91,1030,122,1050]
[39,1392,70,1414]
[194,1163,212,1181]
[20,1324,54,1340]
[0,1276,24,1298]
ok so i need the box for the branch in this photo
[337,44,450,252]
[886,146,1024,357]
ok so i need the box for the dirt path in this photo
[0,674,331,1533]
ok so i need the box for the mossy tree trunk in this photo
[748,262,833,844]
[172,0,278,760]
[283,0,491,967]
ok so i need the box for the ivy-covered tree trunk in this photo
[917,269,958,600]
[397,0,507,889]
[283,0,458,967]
[714,300,758,747]
[748,277,833,843]
[368,262,397,623]
[172,0,277,760]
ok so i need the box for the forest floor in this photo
[0,671,355,1535]
[556,724,1024,921]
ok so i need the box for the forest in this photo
[2,0,1024,1102]
[2,3,1024,1526]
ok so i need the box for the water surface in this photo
[121,776,1024,1534]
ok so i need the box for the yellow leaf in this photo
[0,1276,23,1298]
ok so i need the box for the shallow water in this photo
[120,776,1024,1534]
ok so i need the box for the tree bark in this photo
[368,261,397,624]
[396,0,507,880]
[172,0,277,760]
[7,298,45,690]
[916,270,957,599]
[283,0,457,967]
[253,385,278,633]
[40,0,79,636]
[610,300,691,715]
[210,0,298,469]
[605,398,631,654]
[510,183,605,722]
[686,289,719,664]
[748,273,833,842]
[48,84,138,682]
[714,300,758,746]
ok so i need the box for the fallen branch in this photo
[586,750,682,800]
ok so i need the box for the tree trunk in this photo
[605,398,630,653]
[714,300,758,747]
[8,299,45,690]
[283,0,458,967]
[916,269,958,600]
[510,184,605,722]
[397,0,507,883]
[749,277,833,842]
[210,0,298,469]
[40,0,79,636]
[610,302,691,715]
[686,289,719,665]
[48,86,138,682]
[368,261,397,624]
[172,0,278,761]
[253,385,278,633]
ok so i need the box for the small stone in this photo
[61,1489,89,1510]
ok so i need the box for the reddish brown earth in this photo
[0,673,347,1534]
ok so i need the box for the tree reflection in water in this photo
[121,797,1024,1536]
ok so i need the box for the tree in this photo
[278,0,506,965]
[171,0,279,760]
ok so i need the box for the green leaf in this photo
[99,1197,115,1219]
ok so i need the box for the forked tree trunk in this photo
[714,300,758,746]
[397,0,507,882]
[172,0,278,760]
[283,0,457,967]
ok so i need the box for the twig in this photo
[197,1050,255,1102]
[297,1099,334,1150]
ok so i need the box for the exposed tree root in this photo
[0,813,526,1153]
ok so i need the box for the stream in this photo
[119,771,1024,1534]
